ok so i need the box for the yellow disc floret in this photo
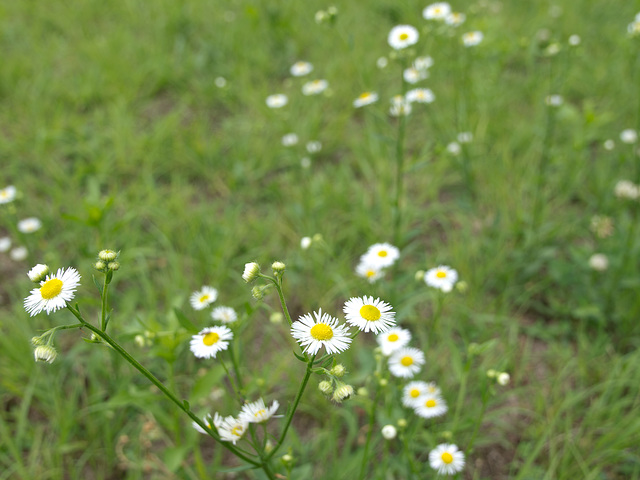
[388,333,399,342]
[441,452,453,464]
[310,323,334,341]
[40,278,63,299]
[401,356,414,366]
[360,305,381,321]
[426,399,436,408]
[202,332,220,346]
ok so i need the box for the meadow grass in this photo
[1,0,640,478]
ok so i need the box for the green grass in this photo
[2,0,640,478]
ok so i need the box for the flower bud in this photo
[397,418,407,428]
[243,262,260,283]
[98,249,118,262]
[330,364,346,377]
[332,383,354,403]
[414,270,425,281]
[300,237,312,249]
[378,378,388,387]
[318,380,333,395]
[356,387,368,397]
[34,345,57,364]
[497,372,510,386]
[107,261,120,271]
[95,261,107,272]
[381,425,397,440]
[31,336,46,346]
[251,286,265,300]
[486,369,497,378]
[27,264,49,283]
[271,261,286,274]
[270,312,283,324]
[455,280,468,293]
[281,454,293,465]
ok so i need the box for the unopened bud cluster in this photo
[95,249,120,272]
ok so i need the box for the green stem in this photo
[220,357,244,405]
[358,387,379,480]
[265,355,316,461]
[64,304,260,468]
[273,277,294,327]
[228,341,245,391]
[101,271,112,331]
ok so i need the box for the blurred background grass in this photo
[1,0,640,478]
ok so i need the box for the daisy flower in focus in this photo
[266,94,288,108]
[190,326,233,359]
[429,444,465,475]
[361,243,400,268]
[402,381,440,407]
[423,2,451,20]
[353,91,379,108]
[290,61,313,77]
[190,286,218,310]
[0,185,17,204]
[377,327,411,356]
[414,393,448,418]
[302,79,329,96]
[239,398,280,423]
[355,260,384,283]
[211,306,238,323]
[344,296,396,334]
[462,31,484,47]
[388,25,419,50]
[388,347,425,378]
[406,88,435,104]
[214,413,249,444]
[424,265,458,292]
[18,217,42,233]
[291,309,352,355]
[24,267,81,316]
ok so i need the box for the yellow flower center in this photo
[310,323,333,341]
[377,250,388,257]
[0,191,8,199]
[40,278,63,299]
[254,409,266,418]
[199,294,210,303]
[410,388,420,398]
[436,271,447,278]
[426,399,437,408]
[231,425,244,437]
[366,270,376,278]
[400,356,413,366]
[388,333,399,342]
[202,332,220,346]
[441,452,453,464]
[360,305,381,321]
[399,33,409,40]
[359,92,370,99]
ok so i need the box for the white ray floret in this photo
[190,326,233,359]
[291,309,352,355]
[376,327,411,356]
[388,347,425,378]
[190,286,218,310]
[24,267,81,316]
[239,398,280,424]
[429,443,465,475]
[344,296,396,334]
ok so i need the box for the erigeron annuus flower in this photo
[242,262,260,282]
[429,443,465,475]
[403,67,428,84]
[589,253,609,272]
[568,34,581,46]
[361,243,400,268]
[27,264,49,283]
[344,296,396,334]
[388,25,419,50]
[302,79,329,96]
[291,309,352,355]
[377,327,411,356]
[290,61,313,77]
[211,306,238,323]
[423,2,452,20]
[190,286,218,310]
[390,98,412,116]
[402,380,440,407]
[381,424,397,440]
[332,383,355,403]
[462,31,484,47]
[445,12,466,26]
[424,265,458,292]
[282,133,299,146]
[497,372,510,385]
[590,215,614,238]
[0,185,17,204]
[24,267,81,316]
[10,246,28,261]
[192,414,215,434]
[620,129,638,144]
[414,393,448,418]
[214,413,249,444]
[266,94,288,108]
[413,56,434,70]
[353,91,379,108]
[214,77,227,88]
[239,398,280,423]
[34,345,58,364]
[18,217,42,233]
[301,236,312,249]
[190,326,233,359]
[355,260,384,283]
[389,347,425,378]
[376,57,388,69]
[603,139,615,150]
[628,20,640,37]
[406,88,435,104]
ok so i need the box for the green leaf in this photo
[163,445,189,473]
[92,275,103,295]
[173,308,199,334]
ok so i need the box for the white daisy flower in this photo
[300,236,312,249]
[361,243,400,268]
[239,398,280,423]
[344,296,396,334]
[24,267,81,316]
[10,246,28,261]
[545,94,563,107]
[192,414,215,434]
[27,264,49,283]
[282,133,299,146]
[355,261,384,283]
[242,262,260,282]
[290,61,313,77]
[445,12,466,27]
[211,306,238,323]
[429,443,465,475]
[462,31,484,47]
[377,327,412,356]
[302,79,329,96]
[413,56,434,70]
[17,217,42,233]
[403,66,428,84]
[214,413,249,444]
[423,2,452,21]
[266,94,288,108]
[424,265,458,292]
[190,326,233,359]
[381,424,397,440]
[291,309,352,355]
[628,20,640,37]
[376,57,388,69]
[306,141,322,153]
[406,88,435,104]
[414,393,448,418]
[620,129,638,144]
[402,381,441,407]
[589,253,609,272]
[388,347,425,378]
[353,91,379,108]
[388,25,419,50]
[190,286,218,310]
[0,185,17,204]
[0,236,11,252]
[446,141,461,155]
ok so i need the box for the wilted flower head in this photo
[590,215,614,238]
[332,383,354,403]
[34,345,58,364]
